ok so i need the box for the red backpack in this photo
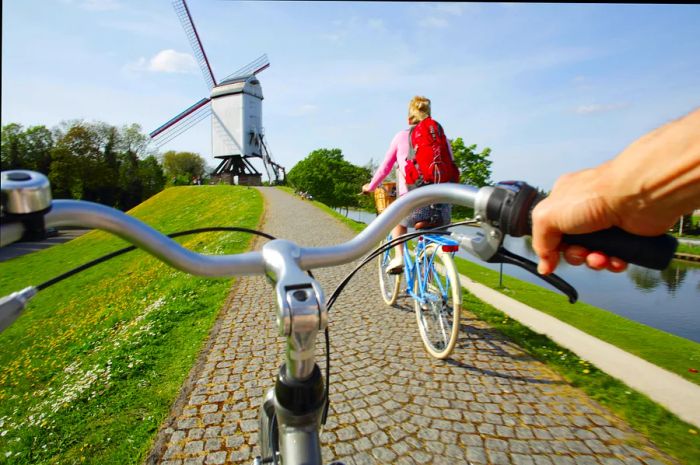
[404,117,460,187]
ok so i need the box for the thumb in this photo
[532,205,562,275]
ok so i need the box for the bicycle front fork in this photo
[256,363,343,465]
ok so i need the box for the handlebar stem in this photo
[262,240,327,381]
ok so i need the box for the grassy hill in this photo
[0,185,263,464]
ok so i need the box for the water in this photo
[338,208,700,343]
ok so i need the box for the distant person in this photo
[532,107,700,275]
[362,96,459,274]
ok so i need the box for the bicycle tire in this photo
[377,238,401,305]
[413,243,461,359]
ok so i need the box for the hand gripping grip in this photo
[489,181,678,271]
[561,228,677,270]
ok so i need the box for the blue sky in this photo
[2,1,699,189]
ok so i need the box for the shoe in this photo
[386,256,404,275]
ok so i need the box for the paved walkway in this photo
[150,188,677,465]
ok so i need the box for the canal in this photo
[338,209,700,343]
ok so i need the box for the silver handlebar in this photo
[3,183,480,275]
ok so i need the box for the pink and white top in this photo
[367,128,454,197]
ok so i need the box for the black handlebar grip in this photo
[490,181,679,271]
[561,228,677,270]
[523,188,678,270]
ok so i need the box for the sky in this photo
[2,1,699,189]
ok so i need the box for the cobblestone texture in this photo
[152,188,677,465]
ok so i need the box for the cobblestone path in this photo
[151,187,676,465]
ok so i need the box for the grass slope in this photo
[0,186,263,465]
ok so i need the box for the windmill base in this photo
[212,155,263,186]
[213,173,262,186]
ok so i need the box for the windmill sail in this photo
[173,0,216,90]
[150,98,212,147]
[220,54,270,83]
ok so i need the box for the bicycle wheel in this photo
[414,243,461,359]
[378,238,401,305]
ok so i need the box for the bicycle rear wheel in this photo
[378,238,401,305]
[414,243,461,359]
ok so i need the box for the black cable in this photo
[37,227,277,291]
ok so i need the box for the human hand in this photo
[532,109,700,275]
[531,167,628,275]
[361,183,372,195]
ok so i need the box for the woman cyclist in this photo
[362,96,456,274]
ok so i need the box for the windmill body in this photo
[211,76,263,160]
[150,0,284,185]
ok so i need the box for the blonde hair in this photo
[408,96,431,124]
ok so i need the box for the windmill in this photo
[150,0,285,185]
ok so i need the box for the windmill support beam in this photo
[211,155,262,186]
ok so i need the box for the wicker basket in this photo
[374,182,397,214]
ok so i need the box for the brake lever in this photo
[486,247,578,304]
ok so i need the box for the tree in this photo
[3,119,166,210]
[450,138,492,187]
[20,125,54,173]
[139,155,166,200]
[162,151,206,185]
[1,123,27,170]
[287,148,370,208]
[450,138,493,218]
[49,122,103,200]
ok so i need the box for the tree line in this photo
[286,137,493,216]
[1,121,208,211]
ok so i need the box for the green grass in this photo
[460,290,700,465]
[676,242,700,255]
[0,186,263,465]
[453,257,700,386]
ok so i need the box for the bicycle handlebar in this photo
[1,181,480,275]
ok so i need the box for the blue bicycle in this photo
[378,232,462,359]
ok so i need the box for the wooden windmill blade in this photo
[172,0,217,90]
[220,54,270,83]
[149,97,212,147]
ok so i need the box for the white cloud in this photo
[148,49,198,74]
[419,17,449,29]
[574,103,630,115]
[124,50,198,76]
